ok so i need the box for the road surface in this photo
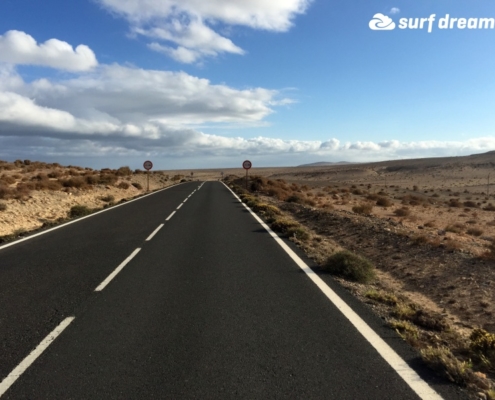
[0,181,468,399]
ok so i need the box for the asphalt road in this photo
[0,181,469,399]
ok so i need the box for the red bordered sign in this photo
[143,160,153,171]
[242,160,252,170]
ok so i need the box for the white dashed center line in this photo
[146,224,164,241]
[95,248,141,292]
[166,211,176,221]
[0,316,75,398]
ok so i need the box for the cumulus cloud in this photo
[369,13,396,30]
[96,0,311,62]
[0,63,284,147]
[1,47,493,167]
[0,30,98,71]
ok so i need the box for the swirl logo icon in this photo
[369,13,396,30]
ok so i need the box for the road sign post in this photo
[143,160,153,192]
[242,160,252,190]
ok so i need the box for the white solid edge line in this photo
[0,182,190,252]
[177,203,183,210]
[146,224,164,241]
[222,182,443,400]
[165,211,176,221]
[0,316,75,398]
[94,248,141,292]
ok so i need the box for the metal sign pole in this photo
[242,160,252,191]
[143,160,153,192]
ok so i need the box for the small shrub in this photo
[117,181,130,189]
[47,170,62,178]
[85,174,99,185]
[116,166,132,176]
[424,221,436,228]
[286,195,304,204]
[0,175,16,185]
[61,177,86,189]
[0,184,12,199]
[99,173,118,185]
[253,203,281,220]
[68,205,92,218]
[365,289,398,306]
[100,195,115,203]
[0,202,6,211]
[445,223,464,234]
[132,182,143,190]
[484,203,495,211]
[470,329,495,363]
[393,303,417,320]
[412,234,430,245]
[463,201,478,208]
[376,197,393,207]
[394,207,411,217]
[420,346,473,385]
[389,320,419,343]
[288,226,310,241]
[467,228,483,237]
[35,179,62,191]
[270,218,299,235]
[322,250,375,283]
[352,203,373,215]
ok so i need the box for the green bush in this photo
[68,205,92,218]
[322,250,375,283]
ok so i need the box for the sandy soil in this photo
[0,164,178,237]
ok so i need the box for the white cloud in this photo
[369,13,396,31]
[0,30,98,71]
[390,8,400,15]
[96,0,311,63]
[0,63,284,146]
[1,44,493,167]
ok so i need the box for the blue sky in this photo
[0,0,494,169]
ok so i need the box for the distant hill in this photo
[297,161,354,167]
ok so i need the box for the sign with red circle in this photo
[143,160,153,171]
[242,160,252,170]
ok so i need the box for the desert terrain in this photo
[1,153,495,398]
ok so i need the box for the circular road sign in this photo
[242,160,252,170]
[143,160,153,171]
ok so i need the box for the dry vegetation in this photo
[0,159,192,240]
[222,151,495,399]
[3,153,495,398]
